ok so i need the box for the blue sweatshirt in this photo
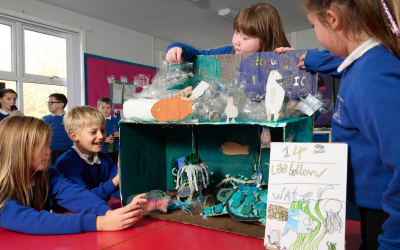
[102,116,120,153]
[0,167,111,235]
[305,43,400,250]
[304,49,344,79]
[0,111,9,122]
[167,42,233,61]
[43,113,73,151]
[55,148,120,200]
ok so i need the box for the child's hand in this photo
[112,173,120,187]
[9,110,22,116]
[96,203,143,231]
[105,136,114,143]
[113,132,120,137]
[274,47,295,54]
[129,193,147,206]
[297,52,308,70]
[166,47,183,64]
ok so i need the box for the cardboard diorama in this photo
[119,51,329,240]
[265,142,348,250]
[123,50,324,124]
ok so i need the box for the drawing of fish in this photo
[219,142,250,155]
[282,208,317,235]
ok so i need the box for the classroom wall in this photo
[0,0,172,67]
[291,28,325,50]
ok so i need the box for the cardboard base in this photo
[146,209,265,239]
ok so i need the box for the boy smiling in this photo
[55,106,120,201]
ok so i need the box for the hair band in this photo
[380,0,400,40]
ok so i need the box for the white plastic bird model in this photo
[225,97,238,123]
[265,70,284,121]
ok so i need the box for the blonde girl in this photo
[297,0,400,249]
[0,116,146,234]
[166,3,292,63]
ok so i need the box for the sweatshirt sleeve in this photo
[109,159,121,199]
[0,199,97,235]
[348,68,400,250]
[55,158,118,201]
[166,42,233,61]
[49,167,111,216]
[304,49,344,79]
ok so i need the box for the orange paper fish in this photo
[151,96,194,122]
[219,142,250,155]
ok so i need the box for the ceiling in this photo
[39,0,310,49]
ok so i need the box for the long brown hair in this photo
[233,3,291,52]
[302,0,400,58]
[0,89,18,109]
[0,116,51,211]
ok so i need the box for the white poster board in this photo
[265,142,348,250]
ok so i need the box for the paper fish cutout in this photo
[190,81,210,100]
[219,142,250,155]
[151,96,194,122]
[224,97,238,123]
[141,197,170,213]
[261,127,271,149]
[265,70,284,121]
[175,86,192,98]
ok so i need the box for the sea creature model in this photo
[201,174,268,224]
[265,70,284,121]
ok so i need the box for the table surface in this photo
[0,198,362,250]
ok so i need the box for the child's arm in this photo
[49,167,112,215]
[55,159,118,201]
[297,49,344,79]
[0,199,100,234]
[166,42,233,63]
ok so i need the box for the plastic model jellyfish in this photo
[175,153,210,201]
[324,199,343,234]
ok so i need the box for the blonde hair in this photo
[302,0,400,58]
[64,106,106,136]
[233,3,291,52]
[0,116,51,211]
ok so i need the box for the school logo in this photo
[332,95,343,124]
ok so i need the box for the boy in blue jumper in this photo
[55,106,120,201]
[42,93,73,165]
[97,97,120,165]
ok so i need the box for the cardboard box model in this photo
[120,51,318,205]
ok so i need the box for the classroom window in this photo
[0,80,16,91]
[0,23,12,72]
[24,29,67,78]
[0,15,80,114]
[23,82,67,118]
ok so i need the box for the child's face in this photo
[98,102,112,117]
[72,124,106,155]
[232,30,261,54]
[0,93,17,111]
[308,12,344,56]
[47,97,63,113]
[30,140,51,172]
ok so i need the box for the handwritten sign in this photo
[265,142,348,250]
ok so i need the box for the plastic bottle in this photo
[107,133,114,153]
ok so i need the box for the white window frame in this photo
[0,13,85,113]
[0,19,17,76]
[22,24,67,86]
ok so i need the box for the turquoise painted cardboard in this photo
[119,116,313,206]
